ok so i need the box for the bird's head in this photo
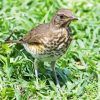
[51,9,78,28]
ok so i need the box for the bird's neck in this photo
[50,22,69,31]
[50,20,71,30]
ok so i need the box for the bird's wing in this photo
[21,23,50,45]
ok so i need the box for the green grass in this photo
[0,0,100,99]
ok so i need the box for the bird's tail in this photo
[5,40,23,44]
[4,30,23,44]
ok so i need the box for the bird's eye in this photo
[60,15,64,19]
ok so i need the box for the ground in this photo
[0,0,100,100]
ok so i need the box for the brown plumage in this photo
[6,9,77,87]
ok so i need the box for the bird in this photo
[5,9,77,87]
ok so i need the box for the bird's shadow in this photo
[38,62,72,86]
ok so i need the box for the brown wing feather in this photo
[21,23,50,44]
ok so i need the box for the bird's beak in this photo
[65,16,78,22]
[70,16,78,20]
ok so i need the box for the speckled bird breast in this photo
[23,28,72,61]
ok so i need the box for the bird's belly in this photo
[23,44,66,61]
[22,37,71,61]
[45,43,67,59]
[23,43,45,58]
[43,36,71,60]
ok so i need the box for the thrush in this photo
[6,9,77,87]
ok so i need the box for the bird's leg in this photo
[34,59,39,86]
[51,61,60,88]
